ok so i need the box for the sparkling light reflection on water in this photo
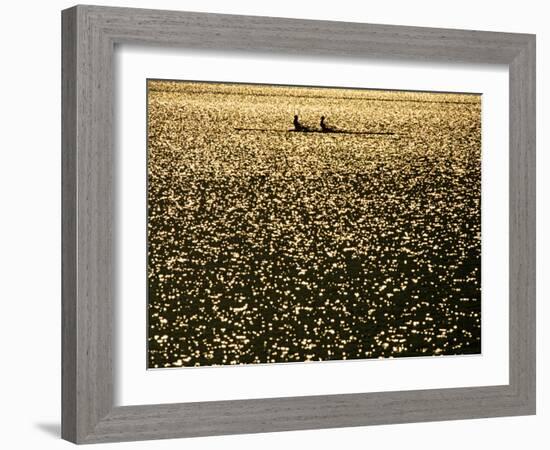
[147,81,481,368]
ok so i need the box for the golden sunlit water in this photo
[147,80,481,368]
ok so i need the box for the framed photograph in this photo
[62,5,536,444]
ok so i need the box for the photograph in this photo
[146,80,482,368]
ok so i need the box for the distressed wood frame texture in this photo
[62,5,536,444]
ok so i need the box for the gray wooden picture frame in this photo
[62,5,536,444]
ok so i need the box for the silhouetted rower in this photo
[320,115,332,132]
[293,114,304,131]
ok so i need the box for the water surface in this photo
[147,81,482,368]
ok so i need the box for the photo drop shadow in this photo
[35,422,61,438]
